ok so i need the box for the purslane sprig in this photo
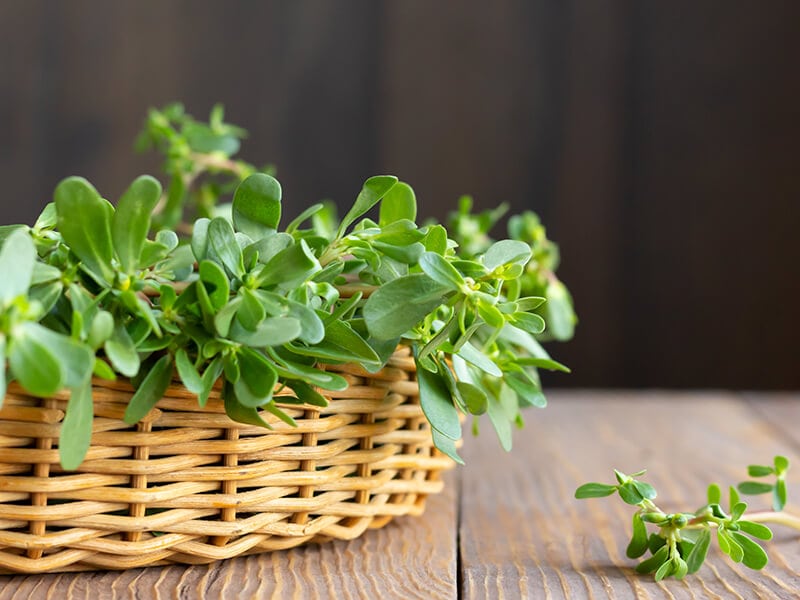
[0,104,576,469]
[575,457,800,580]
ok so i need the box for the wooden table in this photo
[0,391,797,599]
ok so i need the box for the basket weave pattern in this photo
[0,347,454,574]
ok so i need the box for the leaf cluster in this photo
[575,457,793,581]
[0,105,576,470]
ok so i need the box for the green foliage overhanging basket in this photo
[0,104,576,573]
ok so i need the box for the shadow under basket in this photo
[0,346,455,574]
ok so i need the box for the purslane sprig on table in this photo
[0,104,576,469]
[575,456,800,580]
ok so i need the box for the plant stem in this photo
[746,511,800,530]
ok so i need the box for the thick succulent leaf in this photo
[232,173,282,239]
[0,228,36,304]
[55,177,115,283]
[112,175,162,273]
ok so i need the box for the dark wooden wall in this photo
[1,1,799,389]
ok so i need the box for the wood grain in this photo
[0,470,458,599]
[459,391,800,599]
[0,393,798,598]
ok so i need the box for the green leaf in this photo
[672,556,689,580]
[20,323,93,388]
[717,528,731,555]
[738,481,774,495]
[93,358,116,381]
[514,297,546,312]
[505,372,546,408]
[738,520,773,541]
[774,478,787,512]
[654,559,674,582]
[747,465,775,477]
[112,175,161,273]
[574,482,617,499]
[54,177,115,283]
[191,218,211,262]
[199,356,224,407]
[364,273,451,340]
[337,175,398,237]
[286,380,329,407]
[263,402,297,427]
[423,225,448,255]
[256,240,320,289]
[648,533,666,554]
[34,203,58,230]
[232,173,282,239]
[419,252,465,291]
[199,260,230,310]
[476,299,505,328]
[379,182,417,226]
[431,428,465,465]
[175,349,203,395]
[626,513,649,558]
[457,381,488,415]
[636,546,669,574]
[729,485,741,512]
[286,300,325,344]
[229,317,302,347]
[725,532,745,563]
[372,240,425,265]
[707,483,721,505]
[208,217,245,278]
[286,203,325,234]
[0,228,36,304]
[686,528,711,574]
[324,321,380,365]
[632,480,657,501]
[516,357,571,373]
[271,357,348,391]
[543,280,577,341]
[415,358,461,441]
[29,281,62,313]
[618,482,645,505]
[214,297,242,338]
[59,380,94,470]
[0,335,6,407]
[486,395,513,452]
[730,532,768,570]
[88,310,114,350]
[223,382,271,428]
[456,342,503,378]
[124,355,173,424]
[508,312,546,335]
[483,240,531,271]
[237,288,266,330]
[238,348,278,406]
[0,224,26,248]
[105,324,140,377]
[731,501,747,521]
[774,455,789,474]
[8,330,63,397]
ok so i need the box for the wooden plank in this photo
[744,393,800,449]
[459,391,800,599]
[0,470,458,599]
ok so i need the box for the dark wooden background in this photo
[1,1,798,389]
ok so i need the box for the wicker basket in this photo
[0,346,455,574]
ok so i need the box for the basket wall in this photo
[0,347,454,574]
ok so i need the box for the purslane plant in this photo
[0,104,575,470]
[575,456,800,581]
